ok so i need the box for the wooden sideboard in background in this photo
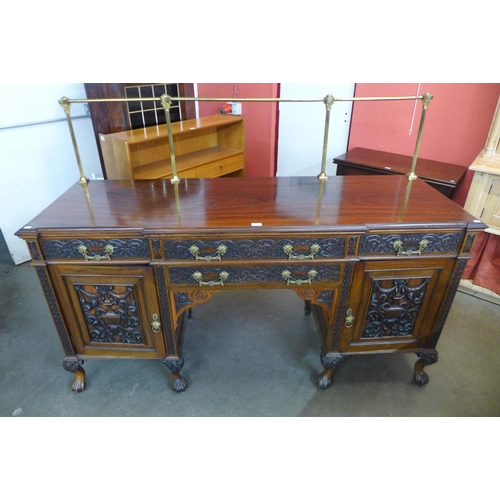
[334,147,468,199]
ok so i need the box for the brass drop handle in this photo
[151,313,161,333]
[393,239,429,256]
[189,244,227,262]
[281,269,317,285]
[283,243,320,261]
[77,244,114,261]
[344,308,355,328]
[192,270,229,287]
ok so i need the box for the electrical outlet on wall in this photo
[227,102,242,115]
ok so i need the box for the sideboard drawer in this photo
[358,232,463,257]
[167,263,342,287]
[164,236,347,262]
[196,153,244,177]
[41,238,151,261]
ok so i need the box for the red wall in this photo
[348,83,500,206]
[197,83,279,177]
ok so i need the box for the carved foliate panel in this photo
[164,237,346,260]
[74,284,145,344]
[362,277,430,338]
[359,232,462,255]
[42,238,151,259]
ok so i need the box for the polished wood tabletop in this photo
[18,176,484,237]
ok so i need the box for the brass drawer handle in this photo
[77,244,114,261]
[393,239,428,256]
[189,244,227,261]
[344,308,355,328]
[283,243,320,260]
[192,270,229,287]
[281,269,317,285]
[151,313,161,333]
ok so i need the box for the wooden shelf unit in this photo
[99,114,245,180]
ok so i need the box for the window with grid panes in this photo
[125,83,181,129]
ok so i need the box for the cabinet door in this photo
[481,177,500,229]
[339,258,455,352]
[49,265,166,358]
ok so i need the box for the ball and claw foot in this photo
[63,359,86,393]
[316,370,333,389]
[413,352,438,387]
[172,374,189,393]
[315,351,344,389]
[162,357,188,393]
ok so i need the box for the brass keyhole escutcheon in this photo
[151,313,161,333]
[344,308,355,328]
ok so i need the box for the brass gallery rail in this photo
[59,92,433,186]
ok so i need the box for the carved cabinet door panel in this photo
[49,265,167,358]
[339,258,456,353]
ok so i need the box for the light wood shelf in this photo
[99,114,245,180]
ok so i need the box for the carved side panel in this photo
[27,240,42,261]
[154,267,177,355]
[35,266,75,356]
[427,259,467,348]
[329,263,354,351]
[362,277,430,338]
[462,233,476,254]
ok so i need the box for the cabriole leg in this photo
[414,351,438,386]
[162,356,188,393]
[316,351,344,389]
[63,358,86,393]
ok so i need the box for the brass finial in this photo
[324,94,334,112]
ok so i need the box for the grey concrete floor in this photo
[1,231,500,417]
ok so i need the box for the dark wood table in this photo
[334,147,469,198]
[16,176,486,394]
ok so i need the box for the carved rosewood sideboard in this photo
[16,176,486,393]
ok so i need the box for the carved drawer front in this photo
[41,238,151,261]
[358,231,463,257]
[167,263,342,288]
[164,236,347,262]
[49,265,167,358]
